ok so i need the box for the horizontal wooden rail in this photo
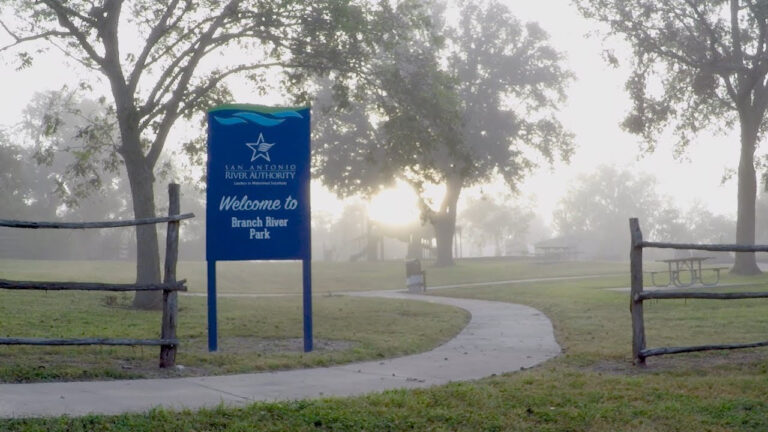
[630,217,768,366]
[0,279,187,292]
[0,213,194,229]
[641,340,768,358]
[637,291,768,301]
[0,184,190,368]
[0,337,178,346]
[640,240,768,253]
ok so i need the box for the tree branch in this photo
[137,15,238,120]
[145,0,242,168]
[40,0,105,67]
[174,63,284,118]
[127,0,187,95]
[731,0,745,65]
[0,20,68,52]
[722,73,739,101]
[682,0,732,60]
[99,0,127,84]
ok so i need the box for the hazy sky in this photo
[505,0,741,224]
[0,0,745,229]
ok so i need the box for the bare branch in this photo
[0,20,68,51]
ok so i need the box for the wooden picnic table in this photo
[650,256,726,288]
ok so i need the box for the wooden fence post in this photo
[629,218,646,366]
[160,183,180,368]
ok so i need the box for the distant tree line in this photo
[554,166,740,260]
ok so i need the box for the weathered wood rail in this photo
[630,218,768,366]
[0,184,193,368]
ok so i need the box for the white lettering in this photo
[219,195,282,211]
[249,228,271,239]
[266,217,288,227]
[231,217,263,228]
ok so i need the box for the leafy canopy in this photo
[314,0,574,201]
[575,0,768,153]
[0,0,395,172]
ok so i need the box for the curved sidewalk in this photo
[0,291,560,418]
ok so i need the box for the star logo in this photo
[245,133,275,162]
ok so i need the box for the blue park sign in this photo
[206,104,312,352]
[206,104,311,261]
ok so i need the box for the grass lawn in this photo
[0,257,630,294]
[0,290,468,382]
[4,258,768,430]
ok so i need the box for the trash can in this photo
[405,259,426,293]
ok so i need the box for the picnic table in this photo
[650,256,727,288]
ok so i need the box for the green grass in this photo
[0,257,629,294]
[0,259,407,294]
[0,290,468,382]
[5,258,768,430]
[432,272,768,362]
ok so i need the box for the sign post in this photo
[206,104,312,352]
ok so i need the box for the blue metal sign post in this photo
[206,104,312,352]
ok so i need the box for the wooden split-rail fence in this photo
[0,184,194,368]
[630,218,768,366]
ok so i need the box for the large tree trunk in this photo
[431,179,462,267]
[109,71,163,308]
[433,216,456,267]
[122,145,163,309]
[731,113,762,275]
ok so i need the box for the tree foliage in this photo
[554,165,662,259]
[460,197,534,256]
[574,0,768,274]
[554,165,736,259]
[0,135,30,218]
[0,0,399,307]
[21,88,122,208]
[314,0,573,266]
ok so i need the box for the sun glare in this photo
[368,183,420,226]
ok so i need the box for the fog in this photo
[1,0,767,268]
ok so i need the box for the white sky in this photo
[505,0,741,225]
[0,0,745,228]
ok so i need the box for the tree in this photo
[554,165,737,259]
[554,165,665,259]
[314,0,573,266]
[1,0,396,308]
[753,186,768,243]
[575,0,768,275]
[460,197,534,256]
[21,88,122,209]
[0,137,31,218]
[0,131,136,260]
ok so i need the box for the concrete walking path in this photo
[0,291,560,418]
